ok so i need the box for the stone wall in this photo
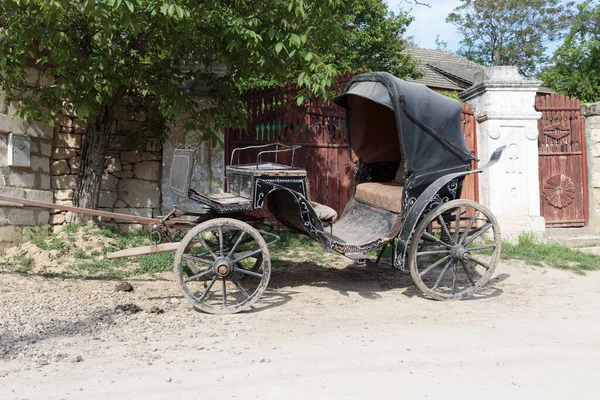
[582,102,600,232]
[161,97,225,214]
[50,103,162,233]
[0,70,54,244]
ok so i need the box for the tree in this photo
[446,0,575,76]
[0,0,342,213]
[541,2,600,102]
[240,0,422,91]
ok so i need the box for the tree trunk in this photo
[73,105,114,220]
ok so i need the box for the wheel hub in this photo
[213,258,233,277]
[451,245,471,261]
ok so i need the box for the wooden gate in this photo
[225,76,479,216]
[536,94,588,227]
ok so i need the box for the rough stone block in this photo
[54,189,74,201]
[113,170,134,179]
[101,173,119,192]
[55,200,73,206]
[54,132,81,148]
[30,156,50,173]
[24,189,53,203]
[30,140,40,154]
[117,179,160,208]
[133,161,161,181]
[37,210,50,225]
[73,118,88,134]
[145,138,162,152]
[52,147,78,160]
[135,111,147,122]
[122,164,133,171]
[52,174,77,189]
[54,113,73,128]
[106,157,122,173]
[117,223,145,233]
[7,208,37,225]
[39,140,52,157]
[99,191,118,208]
[2,171,36,188]
[121,151,144,164]
[70,156,81,172]
[0,115,53,138]
[0,226,19,242]
[118,120,141,133]
[112,208,153,218]
[51,160,70,175]
[115,106,135,121]
[0,187,25,206]
[108,135,124,151]
[114,200,128,208]
[143,152,161,162]
[39,173,51,190]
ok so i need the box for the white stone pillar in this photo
[581,102,600,233]
[461,66,545,240]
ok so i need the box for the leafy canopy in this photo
[0,0,367,143]
[541,2,600,103]
[446,0,575,76]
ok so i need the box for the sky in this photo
[384,0,585,55]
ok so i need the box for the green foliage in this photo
[439,91,461,100]
[8,254,33,273]
[0,0,378,137]
[446,0,575,76]
[503,233,600,275]
[541,2,600,102]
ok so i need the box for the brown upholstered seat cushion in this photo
[310,201,338,226]
[354,182,404,214]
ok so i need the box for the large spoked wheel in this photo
[174,218,271,314]
[408,199,501,300]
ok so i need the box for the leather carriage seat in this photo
[354,163,405,214]
[354,182,404,214]
[310,201,338,226]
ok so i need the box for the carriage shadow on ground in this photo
[265,261,507,302]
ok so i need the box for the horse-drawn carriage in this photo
[0,72,504,314]
[167,72,504,313]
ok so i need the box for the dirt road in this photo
[1,259,600,399]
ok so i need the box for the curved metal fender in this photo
[255,179,328,246]
[394,145,506,270]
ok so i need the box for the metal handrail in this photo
[229,142,301,168]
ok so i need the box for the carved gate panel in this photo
[536,94,588,227]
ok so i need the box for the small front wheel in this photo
[408,199,501,300]
[174,218,271,314]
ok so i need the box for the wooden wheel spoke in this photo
[417,249,450,256]
[232,248,263,263]
[184,267,213,283]
[419,255,451,277]
[454,207,463,243]
[452,261,457,295]
[438,215,454,245]
[231,277,250,298]
[222,277,227,306]
[226,231,246,259]
[195,234,218,260]
[422,232,452,249]
[183,253,213,265]
[218,227,224,257]
[459,260,476,286]
[233,266,263,279]
[459,210,479,244]
[432,260,453,290]
[198,274,218,301]
[463,223,492,246]
[466,244,496,252]
[470,256,490,270]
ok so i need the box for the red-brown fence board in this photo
[535,94,588,227]
[225,75,479,218]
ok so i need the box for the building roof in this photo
[405,48,555,94]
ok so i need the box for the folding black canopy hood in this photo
[333,72,475,186]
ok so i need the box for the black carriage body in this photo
[333,72,476,216]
